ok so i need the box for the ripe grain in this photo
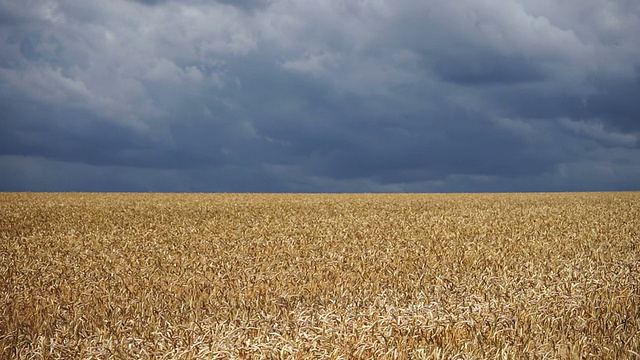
[1,192,638,359]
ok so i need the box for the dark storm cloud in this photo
[265,109,557,184]
[584,75,640,132]
[0,0,638,192]
[129,0,166,5]
[432,52,545,86]
[129,0,270,11]
[0,94,264,169]
[214,0,271,11]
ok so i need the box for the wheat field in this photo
[1,192,639,359]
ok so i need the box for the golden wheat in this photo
[1,192,638,359]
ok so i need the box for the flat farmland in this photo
[1,192,639,359]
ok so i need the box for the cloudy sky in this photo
[1,0,639,192]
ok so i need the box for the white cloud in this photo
[0,0,259,126]
[0,65,91,104]
[144,58,184,84]
[281,50,342,76]
[490,117,537,136]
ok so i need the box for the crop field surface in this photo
[1,192,639,359]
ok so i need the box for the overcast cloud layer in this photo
[1,0,639,192]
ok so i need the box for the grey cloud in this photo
[1,0,639,192]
